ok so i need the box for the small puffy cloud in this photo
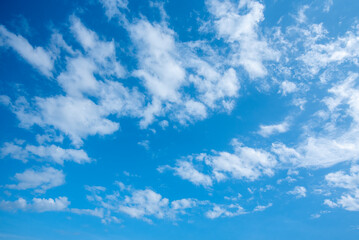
[118,189,170,220]
[253,203,273,212]
[206,0,279,78]
[287,186,307,198]
[85,183,200,223]
[160,160,213,188]
[299,24,359,75]
[31,197,70,212]
[209,140,277,181]
[324,199,338,208]
[0,198,27,212]
[163,139,277,187]
[205,204,245,219]
[257,121,290,137]
[6,167,65,193]
[337,191,359,211]
[99,0,128,20]
[26,144,91,164]
[0,25,54,76]
[295,5,309,24]
[1,142,91,165]
[9,96,120,146]
[0,142,29,162]
[0,197,70,212]
[279,81,298,96]
[2,142,90,165]
[325,166,359,190]
[325,166,359,211]
[171,199,198,211]
[137,140,150,150]
[130,19,185,103]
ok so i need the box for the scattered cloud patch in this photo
[288,186,307,198]
[5,167,65,193]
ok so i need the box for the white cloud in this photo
[208,140,277,181]
[118,189,170,221]
[336,191,359,211]
[1,17,144,146]
[6,167,65,193]
[85,183,200,223]
[323,0,333,12]
[160,160,213,187]
[299,24,359,75]
[326,165,359,190]
[138,140,150,150]
[295,5,309,24]
[99,0,128,20]
[279,81,298,96]
[0,25,54,76]
[205,204,245,219]
[287,186,307,198]
[206,0,279,78]
[1,141,91,165]
[257,121,289,137]
[0,197,70,212]
[130,20,185,103]
[70,208,105,218]
[224,193,242,201]
[31,197,70,212]
[0,198,27,212]
[7,96,120,147]
[325,166,359,211]
[26,144,90,165]
[163,139,277,186]
[0,142,29,162]
[272,74,359,169]
[324,199,338,208]
[253,203,272,212]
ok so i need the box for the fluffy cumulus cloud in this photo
[253,203,273,212]
[162,139,277,186]
[0,197,70,212]
[85,182,202,223]
[0,25,54,76]
[128,16,240,127]
[287,186,307,198]
[1,16,144,146]
[1,141,90,165]
[84,182,254,222]
[298,24,359,75]
[325,165,359,211]
[257,120,290,137]
[158,159,213,187]
[206,0,279,78]
[5,167,65,193]
[205,204,245,219]
[0,8,242,146]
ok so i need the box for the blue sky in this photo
[1,0,359,239]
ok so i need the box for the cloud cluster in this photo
[85,183,203,223]
[161,139,277,187]
[206,0,279,78]
[325,165,359,211]
[1,141,90,165]
[0,197,70,212]
[5,167,65,193]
